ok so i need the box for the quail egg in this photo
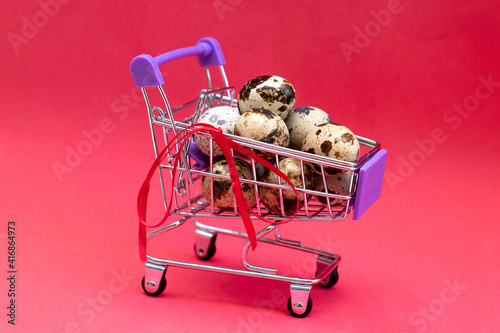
[302,123,360,176]
[201,158,256,211]
[314,171,354,206]
[259,157,314,216]
[285,106,333,150]
[193,105,240,157]
[238,75,296,119]
[234,108,290,159]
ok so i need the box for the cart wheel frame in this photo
[141,275,167,296]
[142,266,167,296]
[288,283,313,317]
[287,296,313,318]
[318,267,339,289]
[194,229,217,260]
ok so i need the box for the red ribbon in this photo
[137,123,299,262]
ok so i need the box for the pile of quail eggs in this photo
[196,75,359,214]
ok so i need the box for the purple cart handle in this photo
[130,37,226,88]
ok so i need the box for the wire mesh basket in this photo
[130,37,387,317]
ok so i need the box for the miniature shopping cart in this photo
[130,37,387,317]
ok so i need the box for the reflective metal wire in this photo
[138,66,379,288]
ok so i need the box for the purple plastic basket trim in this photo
[187,142,209,171]
[352,149,387,220]
[130,37,225,88]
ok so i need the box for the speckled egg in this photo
[193,105,240,157]
[234,108,290,160]
[259,157,314,216]
[201,158,256,211]
[302,123,360,176]
[254,161,273,180]
[314,171,354,206]
[237,75,296,119]
[285,106,333,150]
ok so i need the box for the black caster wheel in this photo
[287,296,313,318]
[194,234,217,260]
[141,272,167,296]
[318,267,339,289]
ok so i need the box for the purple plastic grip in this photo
[130,37,226,88]
[187,142,210,171]
[352,149,387,220]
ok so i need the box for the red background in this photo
[1,0,499,332]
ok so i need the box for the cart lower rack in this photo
[130,37,387,317]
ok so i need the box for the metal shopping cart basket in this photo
[130,37,387,317]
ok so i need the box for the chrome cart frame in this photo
[130,37,387,317]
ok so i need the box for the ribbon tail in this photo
[139,221,147,262]
[137,125,219,260]
[239,202,258,250]
[137,122,300,260]
[136,131,189,260]
[213,131,260,250]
